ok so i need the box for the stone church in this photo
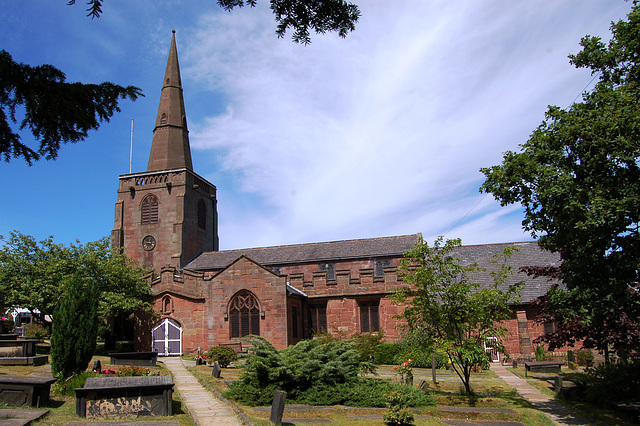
[112,33,561,359]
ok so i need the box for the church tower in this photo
[111,31,219,271]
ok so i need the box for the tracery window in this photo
[141,194,159,224]
[229,290,260,338]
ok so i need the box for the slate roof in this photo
[184,234,421,270]
[452,241,561,303]
[184,235,560,303]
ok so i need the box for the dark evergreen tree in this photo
[50,274,99,379]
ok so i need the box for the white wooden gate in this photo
[152,318,182,356]
[484,337,500,363]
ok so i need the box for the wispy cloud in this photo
[179,1,630,250]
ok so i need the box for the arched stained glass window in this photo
[141,194,159,224]
[228,290,260,338]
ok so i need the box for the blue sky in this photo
[0,1,633,250]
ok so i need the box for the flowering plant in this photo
[393,358,413,385]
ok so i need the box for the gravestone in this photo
[269,390,287,425]
[92,360,102,372]
[418,380,429,392]
[211,361,221,378]
[432,354,437,384]
[554,376,563,395]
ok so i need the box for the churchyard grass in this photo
[187,363,555,425]
[0,356,195,425]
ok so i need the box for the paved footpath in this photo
[161,358,244,426]
[491,363,591,426]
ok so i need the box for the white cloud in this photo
[180,1,629,249]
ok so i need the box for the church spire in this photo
[147,30,194,172]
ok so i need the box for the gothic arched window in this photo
[197,199,206,230]
[228,290,260,338]
[141,194,159,224]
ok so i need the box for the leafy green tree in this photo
[392,237,521,394]
[50,274,99,379]
[0,231,151,330]
[480,4,640,360]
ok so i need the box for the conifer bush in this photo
[50,274,99,379]
[224,336,435,407]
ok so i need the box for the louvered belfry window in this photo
[197,199,206,230]
[229,290,260,338]
[141,194,159,224]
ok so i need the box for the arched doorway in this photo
[152,318,182,356]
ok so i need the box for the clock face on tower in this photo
[142,235,156,251]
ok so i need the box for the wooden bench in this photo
[524,361,564,377]
[109,351,158,367]
[0,376,57,407]
[75,376,174,418]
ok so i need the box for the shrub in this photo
[24,323,49,341]
[535,345,546,361]
[224,336,377,405]
[52,371,99,396]
[383,389,415,425]
[351,332,384,362]
[374,342,402,365]
[206,345,238,367]
[575,349,594,367]
[225,376,435,408]
[583,362,640,405]
[117,365,155,376]
[394,350,448,369]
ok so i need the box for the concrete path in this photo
[491,363,590,425]
[160,357,243,426]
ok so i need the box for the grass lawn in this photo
[0,356,195,425]
[186,362,555,426]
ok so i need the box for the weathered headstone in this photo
[554,375,563,395]
[418,380,429,392]
[432,354,437,384]
[512,359,518,368]
[269,390,287,425]
[211,361,221,378]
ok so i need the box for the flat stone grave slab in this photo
[75,375,174,418]
[108,351,157,367]
[524,361,563,376]
[68,422,179,426]
[437,406,516,414]
[442,421,525,426]
[0,408,49,426]
[0,376,56,407]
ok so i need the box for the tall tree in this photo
[392,237,521,394]
[50,273,99,379]
[480,4,640,359]
[0,50,142,165]
[0,231,152,329]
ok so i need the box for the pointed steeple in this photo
[147,30,194,172]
